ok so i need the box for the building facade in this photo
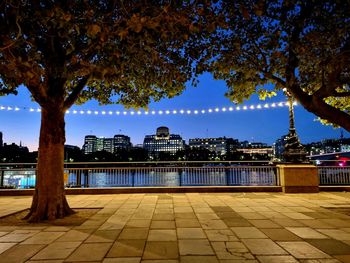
[143,127,185,157]
[83,134,132,154]
[189,137,238,155]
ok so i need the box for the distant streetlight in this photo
[283,93,308,163]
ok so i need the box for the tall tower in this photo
[0,131,3,148]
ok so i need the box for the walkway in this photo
[0,192,350,262]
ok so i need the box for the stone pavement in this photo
[0,192,350,262]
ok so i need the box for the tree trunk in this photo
[24,106,74,222]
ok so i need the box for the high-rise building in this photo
[189,137,238,155]
[0,131,3,148]
[114,135,132,152]
[103,138,114,153]
[83,135,97,154]
[143,126,185,157]
[273,135,288,159]
[83,134,132,154]
[96,137,104,152]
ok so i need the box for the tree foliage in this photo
[0,0,219,108]
[211,0,350,130]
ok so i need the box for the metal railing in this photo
[318,166,350,185]
[0,161,278,188]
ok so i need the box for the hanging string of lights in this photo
[0,101,297,116]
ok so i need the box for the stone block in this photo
[277,165,319,193]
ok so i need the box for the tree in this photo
[211,0,350,130]
[0,1,219,221]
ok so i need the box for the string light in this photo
[0,101,296,117]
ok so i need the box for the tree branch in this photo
[0,16,22,51]
[63,77,89,110]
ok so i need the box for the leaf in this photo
[87,24,101,37]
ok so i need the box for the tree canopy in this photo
[0,0,220,108]
[211,0,350,131]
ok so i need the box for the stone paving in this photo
[0,192,350,262]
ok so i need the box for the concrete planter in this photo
[277,164,319,193]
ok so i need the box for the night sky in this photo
[0,73,347,151]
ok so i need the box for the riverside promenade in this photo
[0,192,350,262]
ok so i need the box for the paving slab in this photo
[31,241,81,260]
[0,244,45,263]
[107,240,146,257]
[242,238,288,255]
[143,241,178,259]
[66,242,112,261]
[178,239,214,256]
[231,227,267,238]
[306,239,350,255]
[278,241,332,259]
[211,241,254,260]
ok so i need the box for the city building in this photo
[237,141,273,159]
[83,134,132,154]
[143,126,185,157]
[114,135,132,152]
[0,131,2,148]
[273,134,289,160]
[83,135,97,154]
[189,137,239,155]
[305,138,350,156]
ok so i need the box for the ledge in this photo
[0,186,282,196]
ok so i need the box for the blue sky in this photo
[0,73,347,151]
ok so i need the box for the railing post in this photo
[0,169,4,187]
[132,170,135,187]
[179,168,182,186]
[83,170,89,187]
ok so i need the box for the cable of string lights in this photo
[0,101,296,116]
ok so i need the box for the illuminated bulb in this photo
[222,107,226,112]
[15,107,20,111]
[123,111,127,115]
[130,111,135,115]
[264,103,269,108]
[249,105,255,109]
[144,111,149,115]
[137,111,141,115]
[285,102,289,106]
[66,110,70,114]
[73,110,77,114]
[101,111,106,115]
[30,108,34,112]
[278,102,284,107]
[187,110,191,114]
[37,108,41,112]
[158,110,163,115]
[0,106,5,110]
[94,111,99,115]
[194,110,198,114]
[116,111,120,115]
[151,111,156,115]
[215,108,219,112]
[180,110,184,114]
[172,110,177,114]
[293,101,297,106]
[229,107,233,111]
[201,109,206,114]
[243,106,247,110]
[208,108,213,113]
[165,110,170,114]
[87,110,92,114]
[80,110,85,114]
[257,105,262,109]
[108,111,113,115]
[236,106,240,110]
[271,103,276,107]
[7,107,12,110]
